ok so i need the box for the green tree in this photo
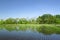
[4,18,17,24]
[36,14,55,24]
[28,18,36,24]
[18,18,28,24]
[55,15,60,24]
[36,16,42,24]
[0,19,5,24]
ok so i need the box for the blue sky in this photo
[0,0,60,19]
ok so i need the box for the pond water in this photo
[0,30,60,40]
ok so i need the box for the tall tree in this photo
[4,18,17,24]
[36,14,55,24]
[55,15,60,24]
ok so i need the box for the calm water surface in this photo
[0,30,60,40]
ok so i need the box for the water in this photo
[0,30,60,40]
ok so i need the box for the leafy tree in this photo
[55,15,60,24]
[4,18,17,24]
[28,18,36,24]
[18,18,28,24]
[36,14,55,24]
[56,15,60,18]
[0,19,5,24]
[36,16,42,24]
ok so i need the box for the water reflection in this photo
[0,25,60,34]
[0,30,60,40]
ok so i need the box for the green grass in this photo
[0,24,60,34]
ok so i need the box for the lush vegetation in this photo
[0,14,60,24]
[0,14,60,34]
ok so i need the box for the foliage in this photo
[4,18,17,24]
[0,14,60,24]
[37,14,56,24]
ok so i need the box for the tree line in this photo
[0,14,60,24]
